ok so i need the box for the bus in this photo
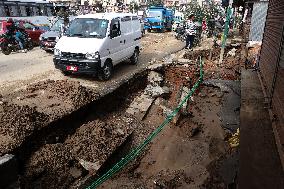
[0,0,54,26]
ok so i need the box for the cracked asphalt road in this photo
[0,32,184,95]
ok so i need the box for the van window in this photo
[122,16,131,22]
[110,19,120,38]
[132,16,138,20]
[66,18,109,38]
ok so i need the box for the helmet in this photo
[7,18,14,24]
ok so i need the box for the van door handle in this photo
[124,40,126,44]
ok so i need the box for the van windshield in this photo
[148,11,163,18]
[66,18,109,38]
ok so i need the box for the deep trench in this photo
[15,71,149,188]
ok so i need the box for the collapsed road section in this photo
[0,41,243,189]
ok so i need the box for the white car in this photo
[54,13,141,80]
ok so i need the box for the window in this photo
[66,18,109,38]
[148,11,163,18]
[110,19,120,38]
[25,6,32,16]
[4,5,10,16]
[132,16,138,20]
[50,19,64,31]
[121,16,131,22]
[23,23,35,30]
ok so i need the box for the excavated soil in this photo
[96,46,242,188]
[0,40,241,189]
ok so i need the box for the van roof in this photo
[76,13,137,20]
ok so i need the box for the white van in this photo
[53,13,141,80]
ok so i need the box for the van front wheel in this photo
[130,50,139,65]
[99,61,113,81]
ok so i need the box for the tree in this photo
[147,0,163,7]
[185,1,224,23]
[129,1,139,13]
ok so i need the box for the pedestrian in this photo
[185,14,196,50]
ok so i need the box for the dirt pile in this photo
[182,46,243,81]
[99,67,236,188]
[0,103,48,156]
[21,114,144,189]
[0,79,99,156]
[13,79,98,117]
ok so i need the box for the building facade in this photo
[258,0,284,167]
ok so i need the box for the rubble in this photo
[148,71,163,85]
[79,159,101,173]
[227,48,237,57]
[203,80,231,93]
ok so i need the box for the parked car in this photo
[54,13,141,80]
[0,20,45,45]
[40,19,64,52]
[40,17,74,52]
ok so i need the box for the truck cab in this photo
[144,6,173,32]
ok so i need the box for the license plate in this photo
[66,66,78,71]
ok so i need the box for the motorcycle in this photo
[174,26,186,42]
[0,31,33,55]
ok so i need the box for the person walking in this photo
[185,14,196,50]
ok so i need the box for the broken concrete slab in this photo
[178,58,194,65]
[147,63,165,71]
[144,85,170,98]
[148,71,163,85]
[203,80,231,93]
[79,159,101,173]
[126,94,155,120]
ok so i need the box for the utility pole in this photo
[218,0,232,64]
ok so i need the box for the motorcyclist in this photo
[5,18,26,53]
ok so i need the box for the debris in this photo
[79,159,101,173]
[189,125,201,137]
[148,71,163,85]
[69,167,82,179]
[178,58,194,65]
[116,128,125,136]
[160,105,172,117]
[181,87,190,114]
[227,48,237,57]
[203,80,231,93]
[228,128,240,148]
[144,85,170,98]
[126,94,155,120]
[147,63,164,70]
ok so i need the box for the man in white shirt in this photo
[185,14,196,50]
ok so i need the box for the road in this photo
[0,32,184,95]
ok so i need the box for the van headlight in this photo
[86,51,100,60]
[54,48,61,56]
